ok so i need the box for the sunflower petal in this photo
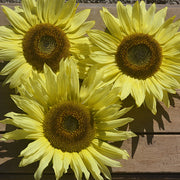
[53,149,64,180]
[2,129,29,140]
[88,30,119,53]
[88,146,121,167]
[97,130,136,141]
[70,153,83,180]
[0,26,23,39]
[63,152,72,173]
[34,147,54,180]
[66,9,91,33]
[2,63,31,88]
[2,5,30,34]
[80,150,104,180]
[4,112,42,131]
[101,9,122,39]
[20,138,48,157]
[145,92,157,114]
[0,58,25,75]
[97,117,134,130]
[21,0,39,26]
[56,0,76,26]
[44,64,57,105]
[131,80,145,107]
[11,95,44,122]
[92,139,129,160]
[132,1,141,33]
[117,1,133,34]
[149,7,167,35]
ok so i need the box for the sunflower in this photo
[1,58,135,180]
[0,0,94,88]
[88,1,180,114]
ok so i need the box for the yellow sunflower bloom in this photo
[88,1,180,114]
[1,58,135,180]
[0,0,94,88]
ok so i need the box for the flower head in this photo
[88,1,180,114]
[1,58,135,180]
[0,0,94,88]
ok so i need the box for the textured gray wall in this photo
[0,0,179,4]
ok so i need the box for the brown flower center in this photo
[43,101,95,152]
[23,23,70,72]
[115,33,162,79]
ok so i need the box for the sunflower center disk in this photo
[62,115,79,132]
[38,36,56,54]
[127,44,151,65]
[23,23,70,72]
[115,34,162,79]
[43,101,95,152]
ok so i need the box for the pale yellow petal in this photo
[90,51,115,64]
[155,71,180,89]
[117,1,133,34]
[48,0,64,24]
[2,129,29,140]
[86,86,120,110]
[92,139,129,160]
[73,153,90,180]
[155,18,180,44]
[144,92,157,114]
[25,132,44,140]
[34,147,54,180]
[4,112,42,131]
[20,138,48,157]
[56,0,76,26]
[161,63,180,76]
[0,58,25,75]
[0,26,23,39]
[3,63,32,88]
[96,160,111,180]
[115,75,133,100]
[117,106,134,118]
[0,44,21,61]
[131,79,145,107]
[163,32,180,50]
[96,117,134,130]
[36,0,45,22]
[11,95,44,122]
[65,9,91,33]
[88,146,121,167]
[29,76,49,107]
[80,150,104,180]
[145,77,164,101]
[149,7,167,35]
[63,152,72,173]
[101,9,122,39]
[53,149,64,180]
[94,104,122,121]
[142,3,156,34]
[70,153,82,180]
[67,21,94,39]
[88,30,119,53]
[21,0,39,26]
[19,141,50,167]
[57,59,79,102]
[2,5,30,34]
[132,1,141,33]
[97,130,136,141]
[162,90,170,108]
[80,67,103,103]
[101,63,120,82]
[44,64,57,105]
